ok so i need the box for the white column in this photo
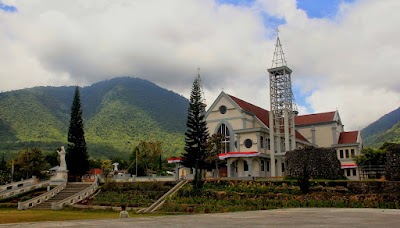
[247,158,253,177]
[284,109,290,152]
[276,156,282,176]
[269,111,276,177]
[291,112,296,150]
[226,159,232,177]
[332,126,338,145]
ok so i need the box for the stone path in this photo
[2,208,400,227]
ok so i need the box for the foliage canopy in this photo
[285,146,342,193]
[385,143,400,181]
[66,86,89,180]
[182,75,209,187]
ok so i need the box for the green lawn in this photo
[0,208,157,224]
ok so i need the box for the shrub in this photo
[285,146,342,193]
[385,144,400,181]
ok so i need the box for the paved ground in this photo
[2,208,400,227]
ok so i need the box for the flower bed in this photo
[160,180,400,213]
[88,181,175,207]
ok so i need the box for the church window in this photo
[244,139,252,148]
[218,124,230,152]
[219,105,227,114]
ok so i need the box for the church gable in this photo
[206,92,246,135]
[206,92,269,135]
[206,92,243,121]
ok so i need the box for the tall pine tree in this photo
[182,74,209,187]
[66,86,89,181]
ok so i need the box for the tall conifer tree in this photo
[66,86,89,181]
[182,74,209,187]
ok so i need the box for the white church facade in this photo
[205,33,363,180]
[206,96,363,180]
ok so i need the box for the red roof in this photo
[167,157,182,163]
[338,131,359,144]
[295,111,336,125]
[88,168,103,175]
[228,95,270,128]
[219,151,260,160]
[227,94,308,142]
[341,163,357,168]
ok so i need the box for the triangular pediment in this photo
[205,91,243,120]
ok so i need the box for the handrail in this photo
[0,180,51,199]
[139,179,188,213]
[18,181,67,210]
[51,175,99,210]
[0,176,37,192]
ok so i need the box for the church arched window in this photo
[218,123,231,153]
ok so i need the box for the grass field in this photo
[0,208,157,224]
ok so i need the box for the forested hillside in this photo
[362,107,400,147]
[0,77,188,159]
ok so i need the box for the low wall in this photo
[99,176,175,183]
[0,180,50,199]
[0,176,37,192]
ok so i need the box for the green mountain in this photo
[0,77,188,159]
[362,107,400,147]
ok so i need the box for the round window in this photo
[219,105,227,114]
[244,139,253,148]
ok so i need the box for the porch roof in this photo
[167,157,182,163]
[341,163,357,168]
[219,151,260,160]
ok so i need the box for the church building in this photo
[205,33,363,180]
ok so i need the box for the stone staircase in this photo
[32,183,92,210]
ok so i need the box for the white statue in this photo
[57,146,67,171]
[112,162,119,171]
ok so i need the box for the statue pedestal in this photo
[51,169,68,185]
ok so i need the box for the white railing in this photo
[17,181,67,210]
[0,180,51,199]
[0,176,37,192]
[51,175,99,210]
[138,179,188,213]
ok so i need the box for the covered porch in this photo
[219,152,270,178]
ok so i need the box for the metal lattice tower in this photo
[268,30,297,177]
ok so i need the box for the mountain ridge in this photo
[362,107,400,147]
[0,77,188,159]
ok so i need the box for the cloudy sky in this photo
[1,0,399,130]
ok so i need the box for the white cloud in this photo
[0,0,399,130]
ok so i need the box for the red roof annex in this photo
[338,131,359,144]
[227,94,308,142]
[295,111,336,125]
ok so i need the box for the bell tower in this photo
[268,30,297,177]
